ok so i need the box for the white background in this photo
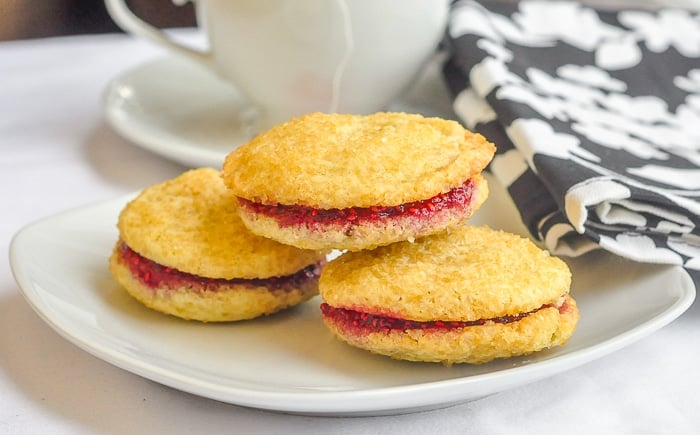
[2,11,699,435]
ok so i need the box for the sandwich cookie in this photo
[222,112,495,251]
[109,168,327,322]
[318,225,579,365]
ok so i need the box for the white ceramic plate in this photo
[10,175,695,416]
[103,54,457,169]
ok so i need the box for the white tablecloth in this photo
[1,32,699,435]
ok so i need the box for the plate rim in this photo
[9,195,697,415]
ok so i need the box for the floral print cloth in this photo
[443,0,700,270]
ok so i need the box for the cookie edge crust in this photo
[109,245,319,322]
[321,295,579,365]
[236,174,488,251]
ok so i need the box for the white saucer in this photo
[103,54,457,169]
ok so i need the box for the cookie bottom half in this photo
[237,176,488,251]
[109,242,321,322]
[321,295,579,365]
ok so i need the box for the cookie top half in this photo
[117,168,326,279]
[319,225,571,322]
[222,112,496,209]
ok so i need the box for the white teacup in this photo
[105,0,450,131]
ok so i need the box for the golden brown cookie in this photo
[319,225,579,364]
[222,112,495,251]
[109,168,327,322]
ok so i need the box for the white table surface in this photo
[2,31,699,435]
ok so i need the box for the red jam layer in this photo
[238,178,475,227]
[118,242,322,292]
[320,300,568,333]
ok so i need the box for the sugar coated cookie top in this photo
[222,112,496,209]
[320,225,571,322]
[118,168,326,279]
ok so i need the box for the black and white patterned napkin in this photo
[443,0,700,270]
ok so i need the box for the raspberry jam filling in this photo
[320,299,569,333]
[238,178,475,227]
[117,242,322,292]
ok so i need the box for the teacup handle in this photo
[104,0,213,68]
